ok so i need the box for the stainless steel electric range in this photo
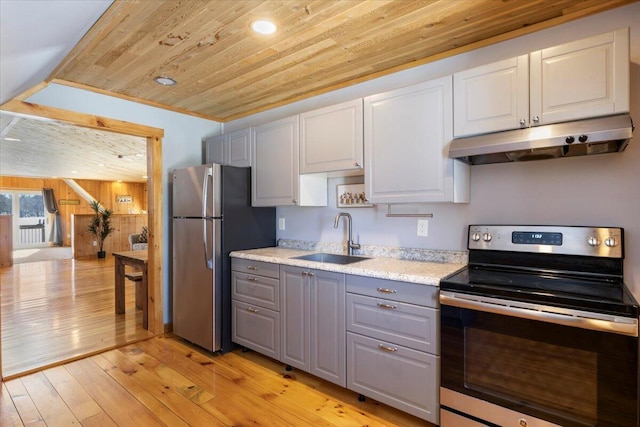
[439,225,639,427]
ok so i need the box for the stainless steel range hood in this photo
[449,114,633,165]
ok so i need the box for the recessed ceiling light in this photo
[154,76,177,86]
[252,20,277,35]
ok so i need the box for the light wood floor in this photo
[1,256,153,378]
[1,334,433,426]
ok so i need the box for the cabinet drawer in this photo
[347,293,438,354]
[347,332,439,424]
[346,274,438,307]
[232,300,280,360]
[232,258,279,279]
[232,272,279,311]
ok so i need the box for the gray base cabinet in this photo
[280,265,346,387]
[346,275,440,424]
[231,259,281,360]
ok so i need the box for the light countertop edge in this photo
[230,247,466,286]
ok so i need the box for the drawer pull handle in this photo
[377,303,397,310]
[378,344,397,352]
[377,287,397,294]
[301,271,315,276]
[247,266,258,270]
[247,307,259,313]
[247,277,258,282]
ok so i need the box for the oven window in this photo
[441,305,639,427]
[465,328,597,425]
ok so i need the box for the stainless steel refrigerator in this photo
[172,164,275,352]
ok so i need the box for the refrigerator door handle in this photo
[202,167,214,270]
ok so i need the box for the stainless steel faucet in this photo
[334,212,361,255]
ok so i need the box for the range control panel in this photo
[468,225,623,258]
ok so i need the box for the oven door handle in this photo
[440,291,638,337]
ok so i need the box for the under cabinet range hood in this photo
[449,114,633,165]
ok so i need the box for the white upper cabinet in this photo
[204,128,252,167]
[204,134,225,164]
[364,76,469,204]
[300,99,364,175]
[251,116,327,207]
[454,28,629,138]
[453,55,529,137]
[225,128,252,167]
[530,28,629,126]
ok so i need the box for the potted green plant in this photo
[88,200,114,258]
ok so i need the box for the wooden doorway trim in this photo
[0,99,165,378]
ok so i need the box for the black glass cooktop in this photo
[440,265,638,318]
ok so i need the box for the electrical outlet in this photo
[278,217,286,230]
[92,240,98,246]
[417,219,428,237]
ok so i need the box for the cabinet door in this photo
[226,128,252,167]
[310,270,346,387]
[204,134,225,164]
[232,300,280,360]
[453,55,529,137]
[347,332,439,423]
[300,99,363,174]
[530,28,629,126]
[365,76,466,203]
[251,116,299,206]
[280,265,309,371]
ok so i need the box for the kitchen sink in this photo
[292,252,369,265]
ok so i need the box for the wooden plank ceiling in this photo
[0,113,147,182]
[50,0,636,122]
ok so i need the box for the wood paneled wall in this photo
[0,176,147,247]
[72,214,147,258]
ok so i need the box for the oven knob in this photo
[605,237,618,247]
[587,236,600,246]
[519,419,528,427]
[482,232,492,242]
[471,232,481,242]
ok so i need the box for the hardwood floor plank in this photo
[2,335,433,427]
[1,382,24,427]
[63,356,163,426]
[90,354,190,427]
[1,257,153,378]
[41,365,104,422]
[3,378,45,426]
[99,349,225,426]
[145,336,419,427]
[18,372,79,426]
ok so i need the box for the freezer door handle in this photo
[202,167,214,270]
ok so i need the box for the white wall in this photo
[27,85,221,322]
[227,3,640,299]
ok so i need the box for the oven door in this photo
[440,292,639,427]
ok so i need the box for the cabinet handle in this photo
[292,199,298,205]
[247,266,258,270]
[308,272,314,277]
[376,287,397,294]
[377,303,397,310]
[532,115,540,123]
[354,162,360,167]
[247,277,258,282]
[247,307,259,313]
[301,271,308,276]
[378,344,397,352]
[519,118,526,127]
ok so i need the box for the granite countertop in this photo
[230,247,466,286]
